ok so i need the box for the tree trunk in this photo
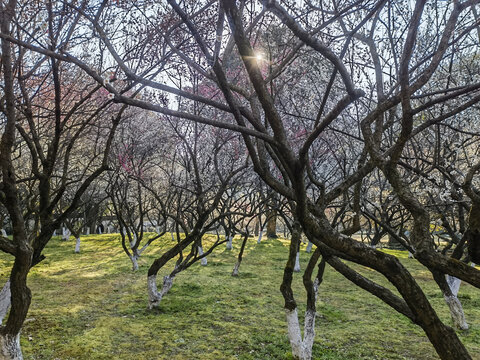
[285,308,303,359]
[147,274,175,309]
[266,212,277,238]
[294,252,301,272]
[283,305,319,360]
[0,334,22,360]
[198,246,207,266]
[231,262,240,277]
[302,308,316,360]
[0,280,11,325]
[74,237,81,254]
[292,227,301,272]
[232,234,248,276]
[0,229,6,237]
[129,252,139,271]
[443,275,468,330]
[61,227,70,241]
[226,235,233,250]
[306,241,313,253]
[257,229,263,244]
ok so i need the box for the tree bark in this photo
[0,334,22,360]
[266,212,277,238]
[232,234,248,276]
[147,274,175,309]
[129,252,139,271]
[74,237,81,254]
[0,281,11,325]
[198,246,207,266]
[257,229,263,244]
[226,235,233,250]
[306,241,313,253]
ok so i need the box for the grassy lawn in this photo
[1,234,479,359]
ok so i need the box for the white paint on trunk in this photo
[147,274,175,309]
[198,246,207,266]
[61,227,70,241]
[0,333,22,360]
[302,309,316,360]
[75,237,81,253]
[305,241,313,253]
[446,275,461,297]
[284,307,317,360]
[444,275,468,330]
[226,236,233,250]
[257,230,263,244]
[408,251,414,258]
[155,226,160,235]
[171,232,175,241]
[444,294,469,330]
[0,229,6,237]
[294,252,301,272]
[232,262,240,276]
[85,228,90,236]
[0,280,11,325]
[52,230,56,236]
[285,308,303,359]
[130,254,139,271]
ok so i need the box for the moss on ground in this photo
[0,234,479,359]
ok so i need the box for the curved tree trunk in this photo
[232,234,248,276]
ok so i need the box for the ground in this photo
[0,234,479,359]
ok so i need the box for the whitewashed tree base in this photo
[232,262,240,277]
[75,237,81,253]
[285,308,316,360]
[198,246,207,266]
[445,275,468,330]
[0,280,11,325]
[148,274,174,309]
[130,254,139,271]
[0,333,22,360]
[226,236,233,250]
[257,230,263,244]
[444,294,469,330]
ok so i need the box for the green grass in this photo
[1,234,479,359]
